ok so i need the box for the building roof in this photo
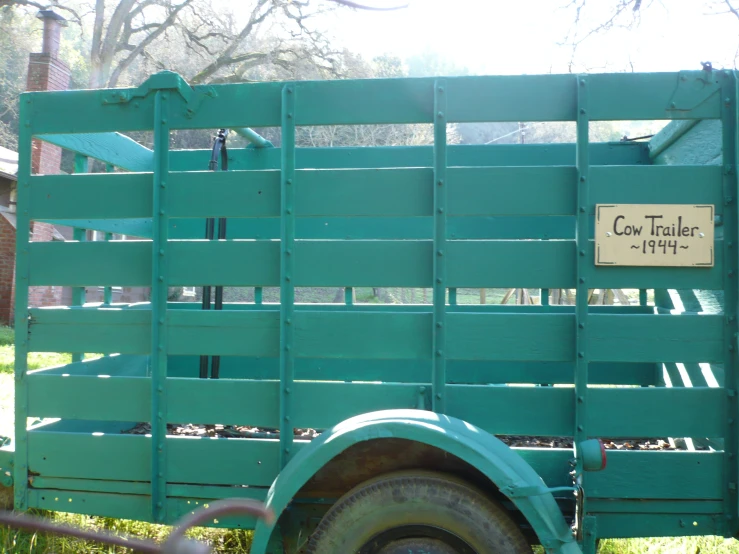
[0,146,17,182]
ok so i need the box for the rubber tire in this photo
[305,470,531,554]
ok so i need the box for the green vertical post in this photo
[639,289,647,307]
[72,154,88,363]
[432,80,447,413]
[448,288,457,306]
[150,90,170,523]
[13,96,32,511]
[280,83,296,468]
[254,287,263,304]
[574,74,591,528]
[722,70,739,532]
[103,231,113,306]
[541,288,550,306]
[344,287,353,305]
[103,164,114,306]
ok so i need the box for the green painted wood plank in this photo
[447,385,725,438]
[28,489,151,522]
[168,310,278,356]
[446,313,572,361]
[28,309,722,364]
[648,120,701,159]
[168,170,279,218]
[29,173,151,219]
[587,499,723,514]
[447,166,574,216]
[31,165,720,222]
[590,165,723,207]
[29,241,152,286]
[168,215,573,241]
[35,132,154,172]
[27,375,150,421]
[41,218,153,238]
[293,240,432,287]
[27,431,295,487]
[168,356,655,386]
[170,143,650,172]
[589,314,724,363]
[294,311,431,360]
[516,449,723,500]
[24,88,154,134]
[595,513,722,538]
[587,71,721,121]
[27,72,716,134]
[169,241,280,286]
[29,308,151,354]
[588,387,725,437]
[652,120,722,166]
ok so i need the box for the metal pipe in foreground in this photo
[234,127,274,148]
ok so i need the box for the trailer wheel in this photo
[305,470,530,554]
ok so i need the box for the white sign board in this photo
[595,204,714,267]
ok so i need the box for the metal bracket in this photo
[668,70,721,113]
[500,483,577,499]
[101,71,216,119]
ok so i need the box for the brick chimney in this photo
[27,10,70,175]
[23,10,70,314]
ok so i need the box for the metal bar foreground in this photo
[0,498,273,554]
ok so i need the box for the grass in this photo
[0,324,738,552]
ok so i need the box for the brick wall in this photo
[19,20,71,313]
[27,53,70,176]
[0,215,16,324]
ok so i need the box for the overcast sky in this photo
[321,0,737,75]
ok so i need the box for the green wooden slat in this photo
[28,376,721,438]
[588,387,725,437]
[29,173,152,220]
[589,314,724,363]
[520,448,724,500]
[35,132,154,172]
[170,142,650,172]
[169,241,279,286]
[447,166,574,216]
[447,385,725,438]
[168,356,656,386]
[293,241,432,287]
[28,309,723,364]
[590,165,723,207]
[41,218,153,238]
[24,88,154,134]
[27,431,292,487]
[588,71,721,121]
[29,308,151,354]
[27,72,717,135]
[588,454,723,501]
[294,311,431,360]
[27,375,150,421]
[445,313,573,361]
[29,489,151,522]
[168,311,278,356]
[587,500,723,514]
[595,513,722,538]
[168,170,279,218]
[30,165,721,222]
[29,241,152,286]
[298,167,433,217]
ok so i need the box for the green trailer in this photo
[0,66,736,553]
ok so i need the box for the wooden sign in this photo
[595,204,714,267]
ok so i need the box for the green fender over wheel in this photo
[251,409,581,554]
